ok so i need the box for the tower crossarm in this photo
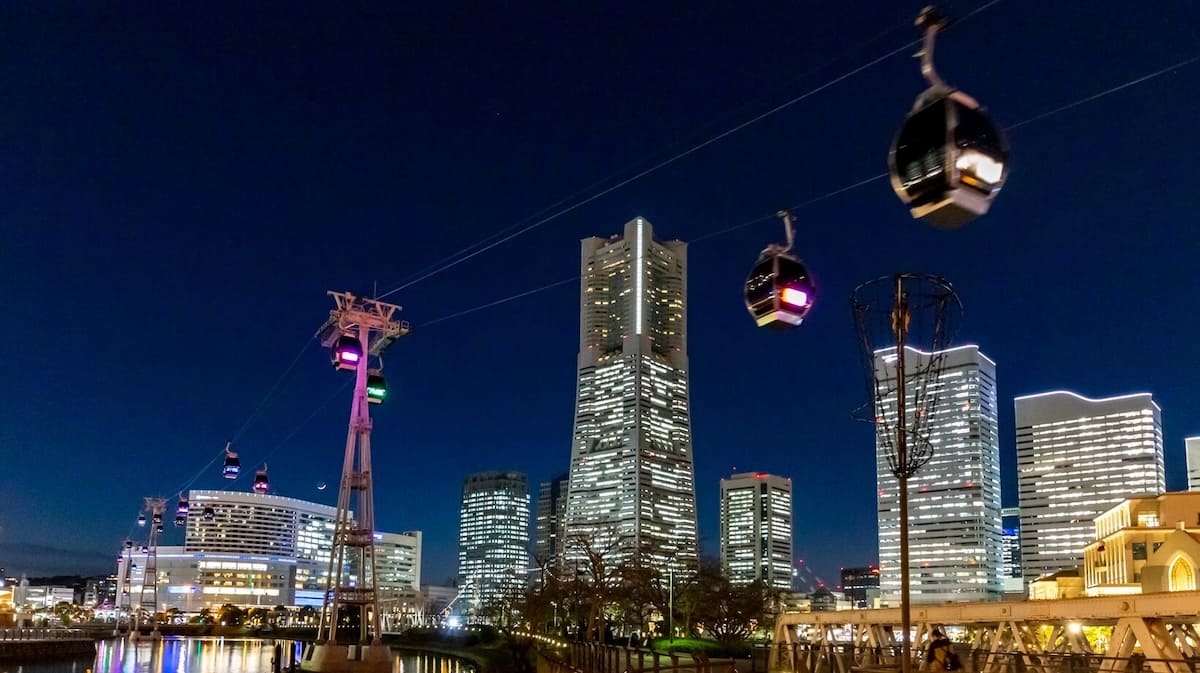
[335,528,376,547]
[321,291,412,355]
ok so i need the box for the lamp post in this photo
[667,565,674,642]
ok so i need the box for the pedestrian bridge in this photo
[771,591,1200,673]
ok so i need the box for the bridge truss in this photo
[771,591,1200,673]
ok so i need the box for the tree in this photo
[562,531,629,642]
[218,603,245,626]
[685,561,768,653]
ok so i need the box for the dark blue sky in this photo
[3,2,1199,585]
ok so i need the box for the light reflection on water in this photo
[0,638,472,673]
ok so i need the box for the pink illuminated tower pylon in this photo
[302,291,409,673]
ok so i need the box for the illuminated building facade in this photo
[534,474,569,565]
[874,345,1003,603]
[1082,491,1200,596]
[563,217,698,574]
[374,531,422,593]
[839,566,880,608]
[1000,506,1024,594]
[186,489,341,597]
[458,471,529,610]
[719,472,793,590]
[1187,437,1200,491]
[114,490,420,612]
[1016,391,1164,581]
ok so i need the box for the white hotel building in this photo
[116,490,420,612]
[563,217,698,573]
[1016,391,1164,582]
[720,472,793,590]
[874,345,1003,603]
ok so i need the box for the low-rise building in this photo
[1083,491,1200,596]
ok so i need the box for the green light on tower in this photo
[366,373,388,404]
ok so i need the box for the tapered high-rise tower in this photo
[563,217,698,573]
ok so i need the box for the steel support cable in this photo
[411,50,1200,327]
[377,12,920,294]
[374,0,1009,301]
[151,36,1198,504]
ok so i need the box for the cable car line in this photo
[1004,54,1200,133]
[144,7,1195,510]
[229,334,318,443]
[375,10,923,296]
[373,0,1007,301]
[144,1,1001,501]
[420,277,580,328]
[407,48,1200,330]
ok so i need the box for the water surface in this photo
[1,637,473,673]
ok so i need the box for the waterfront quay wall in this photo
[0,629,96,662]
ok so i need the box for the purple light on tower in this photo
[331,334,364,370]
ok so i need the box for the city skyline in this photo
[4,2,1200,588]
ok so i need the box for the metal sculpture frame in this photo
[851,273,962,673]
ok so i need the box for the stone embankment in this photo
[0,628,96,662]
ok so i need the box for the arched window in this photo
[1168,556,1196,592]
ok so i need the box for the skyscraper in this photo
[563,217,698,572]
[720,472,793,590]
[1016,391,1165,581]
[534,474,569,565]
[1187,437,1200,491]
[874,345,1003,603]
[458,471,529,610]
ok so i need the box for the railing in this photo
[773,642,1200,673]
[0,628,91,641]
[536,641,742,673]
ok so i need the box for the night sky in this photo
[3,2,1199,586]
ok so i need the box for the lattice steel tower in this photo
[303,291,409,673]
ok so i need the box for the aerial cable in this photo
[410,50,1200,327]
[374,39,921,299]
[1004,54,1200,133]
[152,47,1200,507]
[245,380,352,469]
[420,277,579,328]
[377,11,921,295]
[229,333,319,442]
[374,0,1008,301]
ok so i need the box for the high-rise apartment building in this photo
[534,474,569,565]
[1016,391,1164,581]
[874,345,1003,603]
[1187,437,1200,491]
[458,471,529,611]
[720,472,793,590]
[563,217,698,572]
